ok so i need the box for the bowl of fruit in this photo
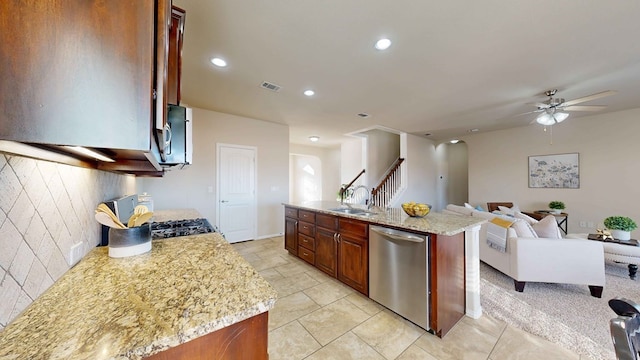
[401,202,432,217]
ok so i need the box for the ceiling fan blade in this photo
[563,105,607,112]
[514,109,543,117]
[562,90,617,106]
[526,102,550,109]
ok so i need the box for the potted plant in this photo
[604,216,637,241]
[548,201,565,214]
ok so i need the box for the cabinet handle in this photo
[336,233,341,243]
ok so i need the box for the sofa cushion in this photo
[446,204,473,216]
[514,211,538,225]
[511,219,538,238]
[532,215,562,239]
[472,209,513,222]
[498,204,521,216]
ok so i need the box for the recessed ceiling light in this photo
[309,136,320,142]
[468,128,480,133]
[303,90,315,96]
[375,38,392,50]
[210,57,227,67]
[450,139,460,144]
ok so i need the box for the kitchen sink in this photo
[328,208,377,217]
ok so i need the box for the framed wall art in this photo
[528,153,580,189]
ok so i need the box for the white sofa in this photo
[445,204,606,297]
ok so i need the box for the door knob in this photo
[221,200,229,203]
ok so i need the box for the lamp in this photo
[536,109,569,126]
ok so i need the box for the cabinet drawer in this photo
[299,210,316,223]
[285,207,298,219]
[299,233,315,251]
[299,221,315,237]
[316,214,338,230]
[338,218,368,238]
[298,246,315,265]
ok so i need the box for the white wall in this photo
[363,129,400,186]
[463,107,640,237]
[340,138,365,186]
[140,108,289,238]
[289,144,341,201]
[394,134,439,207]
[446,142,469,207]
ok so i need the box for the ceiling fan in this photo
[527,89,617,126]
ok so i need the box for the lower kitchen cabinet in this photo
[146,312,268,360]
[429,232,465,337]
[337,231,368,295]
[309,213,368,295]
[315,215,338,277]
[284,216,298,255]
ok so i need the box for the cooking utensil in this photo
[95,212,126,229]
[134,205,149,215]
[127,213,140,228]
[133,212,153,227]
[96,203,127,229]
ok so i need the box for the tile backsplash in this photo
[0,153,135,330]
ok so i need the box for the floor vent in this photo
[260,81,282,92]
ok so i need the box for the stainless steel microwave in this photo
[154,105,193,168]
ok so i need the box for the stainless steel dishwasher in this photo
[369,225,430,330]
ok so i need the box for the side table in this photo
[522,211,568,235]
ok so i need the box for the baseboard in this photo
[255,233,283,240]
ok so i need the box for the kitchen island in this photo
[284,201,484,336]
[0,210,277,360]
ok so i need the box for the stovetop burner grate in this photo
[150,218,217,239]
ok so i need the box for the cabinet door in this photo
[167,6,186,105]
[284,217,298,254]
[429,232,465,337]
[315,227,337,277]
[338,233,368,295]
[0,0,157,150]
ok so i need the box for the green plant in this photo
[548,201,565,210]
[604,216,638,232]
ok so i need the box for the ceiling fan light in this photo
[536,112,556,126]
[554,112,569,122]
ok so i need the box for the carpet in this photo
[479,260,640,360]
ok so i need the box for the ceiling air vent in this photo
[260,81,282,92]
[357,113,370,118]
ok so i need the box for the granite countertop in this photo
[285,201,485,236]
[0,210,277,360]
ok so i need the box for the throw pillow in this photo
[498,205,521,216]
[464,202,474,209]
[475,205,485,212]
[511,219,538,238]
[514,212,538,225]
[531,215,562,239]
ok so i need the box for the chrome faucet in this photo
[350,185,372,208]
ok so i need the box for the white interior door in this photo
[217,144,257,243]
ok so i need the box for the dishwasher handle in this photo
[370,226,425,243]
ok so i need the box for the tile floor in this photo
[232,236,586,360]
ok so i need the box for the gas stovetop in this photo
[150,218,217,239]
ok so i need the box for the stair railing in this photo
[371,158,404,208]
[339,169,366,204]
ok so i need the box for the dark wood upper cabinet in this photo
[167,6,186,105]
[1,0,155,150]
[0,0,184,174]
